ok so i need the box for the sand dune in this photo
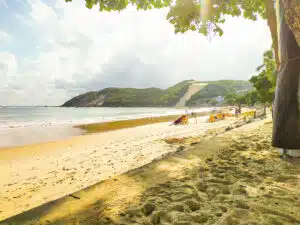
[175,82,207,108]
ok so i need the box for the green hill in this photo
[61,80,252,107]
[186,80,253,106]
[61,80,193,107]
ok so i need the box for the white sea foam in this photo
[0,107,211,130]
[0,107,213,147]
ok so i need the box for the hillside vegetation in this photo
[61,80,252,107]
[62,80,193,107]
[186,80,252,106]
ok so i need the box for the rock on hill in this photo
[61,80,252,107]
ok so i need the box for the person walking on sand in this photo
[191,112,197,124]
[235,107,238,118]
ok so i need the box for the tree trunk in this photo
[272,0,300,149]
[265,0,280,69]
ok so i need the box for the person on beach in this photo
[191,112,197,124]
[235,107,239,118]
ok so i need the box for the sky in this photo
[0,0,272,106]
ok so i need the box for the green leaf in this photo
[191,24,196,31]
[65,0,271,41]
[249,49,277,104]
[86,0,94,9]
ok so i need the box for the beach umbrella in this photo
[272,0,300,156]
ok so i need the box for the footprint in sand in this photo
[96,126,300,225]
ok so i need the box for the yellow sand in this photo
[2,114,299,225]
[0,115,237,221]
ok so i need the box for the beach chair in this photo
[208,114,215,123]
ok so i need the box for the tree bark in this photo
[265,0,280,69]
[272,0,300,149]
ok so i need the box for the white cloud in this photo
[0,52,17,77]
[0,0,272,105]
[0,31,12,45]
[28,0,56,24]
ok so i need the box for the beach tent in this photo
[272,0,300,153]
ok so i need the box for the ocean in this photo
[0,106,213,129]
[0,106,212,148]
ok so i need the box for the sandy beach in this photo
[2,113,300,225]
[0,115,237,221]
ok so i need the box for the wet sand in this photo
[0,125,84,148]
[3,114,299,225]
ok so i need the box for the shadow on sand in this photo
[2,122,300,225]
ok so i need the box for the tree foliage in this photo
[224,92,237,105]
[208,98,219,106]
[224,92,243,105]
[223,49,276,107]
[167,0,267,36]
[65,0,268,36]
[65,0,171,11]
[65,0,279,67]
[243,90,259,106]
[249,49,276,104]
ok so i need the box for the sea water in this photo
[0,106,213,129]
[0,106,212,147]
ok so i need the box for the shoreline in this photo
[0,110,214,149]
[0,106,215,130]
[0,114,209,150]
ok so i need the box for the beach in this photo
[0,106,212,148]
[2,113,300,225]
[0,114,234,221]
